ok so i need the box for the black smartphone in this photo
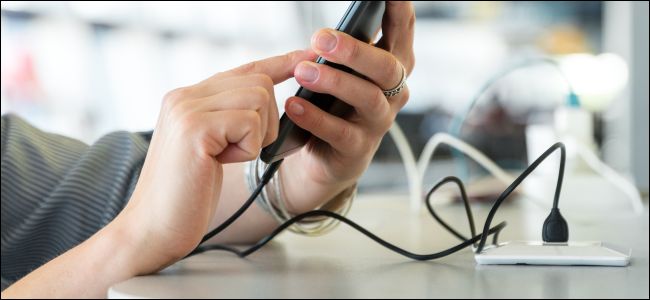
[260,1,385,163]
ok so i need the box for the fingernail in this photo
[315,31,337,52]
[289,102,304,115]
[296,63,319,83]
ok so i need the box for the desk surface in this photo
[109,195,649,298]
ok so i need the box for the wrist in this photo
[247,156,357,236]
[104,212,175,276]
[100,216,148,276]
[279,155,356,214]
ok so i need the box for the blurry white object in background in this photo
[418,132,550,211]
[525,101,643,214]
[101,28,166,135]
[1,2,310,144]
[413,131,643,214]
[388,122,421,212]
[601,1,649,193]
[404,20,509,113]
[524,137,644,215]
[523,50,643,214]
[558,53,628,112]
[525,124,558,176]
[573,138,644,214]
[554,106,596,152]
[554,104,596,173]
[12,16,96,142]
[69,1,139,27]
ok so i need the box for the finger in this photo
[193,73,274,98]
[294,61,391,126]
[198,110,264,163]
[377,1,415,53]
[219,49,317,84]
[191,74,279,146]
[284,97,365,152]
[188,86,277,147]
[182,73,280,146]
[387,85,410,116]
[310,28,403,91]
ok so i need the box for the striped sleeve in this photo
[1,114,151,290]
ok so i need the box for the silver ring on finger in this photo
[382,64,407,98]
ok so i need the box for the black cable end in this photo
[261,159,283,183]
[542,208,569,243]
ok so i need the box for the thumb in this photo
[224,49,318,84]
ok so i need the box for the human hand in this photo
[280,1,416,212]
[115,49,317,274]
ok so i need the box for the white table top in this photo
[109,194,649,298]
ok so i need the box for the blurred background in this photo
[1,1,648,201]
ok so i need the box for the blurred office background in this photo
[1,1,648,199]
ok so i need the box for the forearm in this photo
[1,219,141,298]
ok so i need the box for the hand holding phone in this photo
[261,1,385,163]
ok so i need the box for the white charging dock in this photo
[474,241,630,266]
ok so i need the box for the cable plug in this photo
[542,207,569,243]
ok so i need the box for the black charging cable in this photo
[475,142,568,252]
[187,142,568,260]
[185,159,283,258]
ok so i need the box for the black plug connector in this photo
[542,207,569,243]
